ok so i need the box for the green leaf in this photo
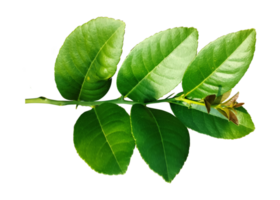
[74,103,135,175]
[170,102,255,139]
[117,27,198,102]
[182,29,256,99]
[55,17,125,101]
[131,104,190,182]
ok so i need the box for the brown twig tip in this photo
[234,102,244,108]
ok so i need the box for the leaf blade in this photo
[131,104,190,182]
[170,102,255,139]
[117,27,198,102]
[182,29,256,99]
[74,103,135,175]
[55,17,125,101]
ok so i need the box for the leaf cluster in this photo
[29,17,256,183]
[204,90,247,125]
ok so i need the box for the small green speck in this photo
[50,46,58,55]
[28,85,34,90]
[21,67,27,72]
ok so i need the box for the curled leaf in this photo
[234,102,245,108]
[204,94,216,113]
[229,110,239,125]
[204,90,247,125]
[213,89,232,104]
[223,92,239,107]
[212,89,247,108]
[217,104,240,125]
[218,107,231,119]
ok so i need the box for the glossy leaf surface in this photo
[55,17,125,101]
[182,29,256,99]
[74,103,135,175]
[131,104,190,182]
[117,27,198,102]
[170,102,255,139]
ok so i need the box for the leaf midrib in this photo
[93,108,122,172]
[77,25,123,101]
[184,30,251,97]
[125,30,195,98]
[147,109,169,182]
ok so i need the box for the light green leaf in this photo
[170,102,255,139]
[74,103,135,175]
[131,104,190,182]
[55,17,125,101]
[182,29,256,99]
[117,27,198,102]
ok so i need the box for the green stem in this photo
[175,96,205,106]
[25,95,220,108]
[25,96,177,107]
[174,96,220,108]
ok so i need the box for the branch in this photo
[25,96,177,107]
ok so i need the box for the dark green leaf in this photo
[74,103,135,175]
[131,104,190,182]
